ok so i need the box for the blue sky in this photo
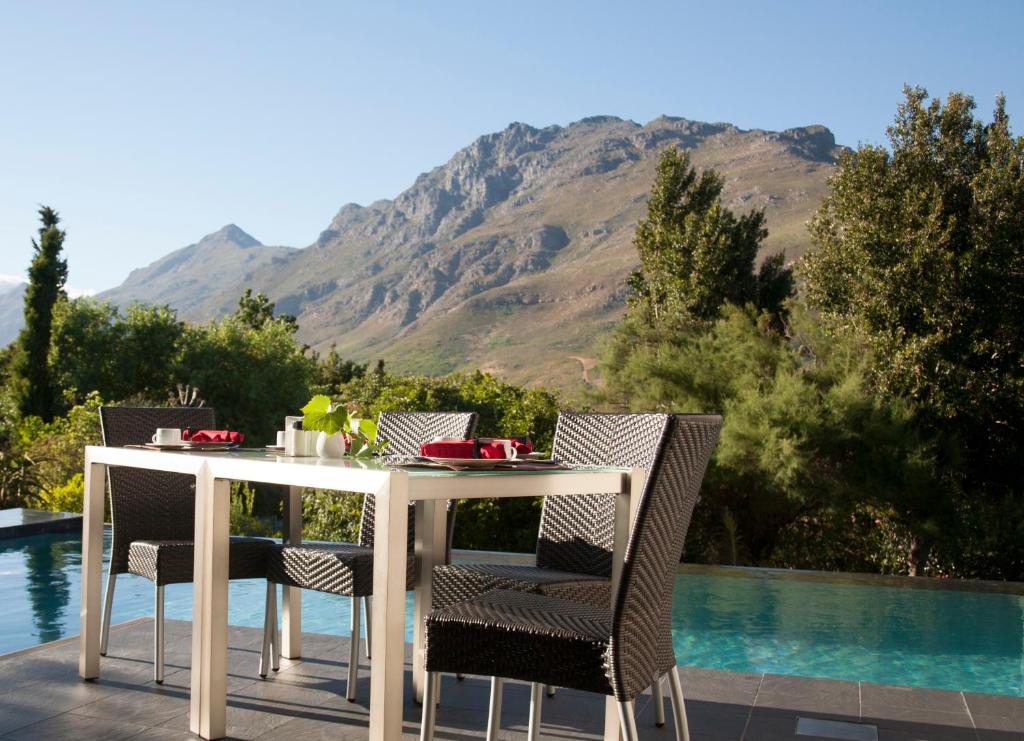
[1,1,1021,293]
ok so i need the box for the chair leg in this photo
[99,571,116,656]
[546,684,555,698]
[486,677,503,741]
[363,596,372,659]
[346,596,360,700]
[259,582,274,678]
[654,674,666,726]
[528,682,543,741]
[617,699,640,741]
[154,584,165,684]
[667,666,691,741]
[420,671,438,741]
[269,582,280,671]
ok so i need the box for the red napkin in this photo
[420,438,532,459]
[184,429,245,444]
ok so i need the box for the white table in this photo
[78,447,640,741]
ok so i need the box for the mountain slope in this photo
[0,283,26,346]
[102,115,843,388]
[99,224,298,317]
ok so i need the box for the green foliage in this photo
[11,207,68,421]
[314,345,367,393]
[300,395,383,457]
[49,299,183,406]
[602,302,934,570]
[228,482,278,537]
[336,370,560,551]
[235,288,298,332]
[0,447,44,509]
[627,147,791,328]
[32,472,84,514]
[301,490,364,543]
[301,394,349,435]
[802,86,1024,578]
[177,315,316,445]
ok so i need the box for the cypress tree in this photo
[12,206,68,421]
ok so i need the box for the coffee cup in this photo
[152,428,182,445]
[276,431,286,448]
[498,439,519,460]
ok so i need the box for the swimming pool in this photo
[1,531,1021,696]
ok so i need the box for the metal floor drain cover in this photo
[796,717,878,741]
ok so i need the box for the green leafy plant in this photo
[300,394,385,458]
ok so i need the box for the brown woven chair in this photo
[259,410,478,699]
[98,406,273,683]
[419,413,721,741]
[431,411,676,721]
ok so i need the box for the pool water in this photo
[1,532,1021,697]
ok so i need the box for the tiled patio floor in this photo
[0,619,1019,741]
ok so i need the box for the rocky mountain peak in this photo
[199,224,261,248]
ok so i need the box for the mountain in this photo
[0,282,26,346]
[102,115,844,388]
[99,224,298,317]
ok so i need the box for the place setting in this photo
[387,436,570,470]
[128,426,246,452]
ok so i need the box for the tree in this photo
[11,206,68,421]
[801,87,1024,577]
[315,345,367,392]
[234,288,297,332]
[176,315,316,445]
[627,147,791,328]
[48,298,183,404]
[601,148,794,407]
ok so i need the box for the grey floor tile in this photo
[754,675,860,718]
[975,730,1024,741]
[861,706,975,731]
[742,710,799,741]
[0,680,115,734]
[678,667,762,706]
[860,683,968,714]
[71,681,193,726]
[965,691,1024,737]
[5,710,149,741]
[876,726,980,741]
[2,625,1003,741]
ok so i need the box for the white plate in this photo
[424,457,514,468]
[144,441,236,451]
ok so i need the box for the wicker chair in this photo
[98,406,273,683]
[259,410,478,699]
[420,413,721,741]
[431,411,676,722]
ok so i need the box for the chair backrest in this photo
[358,411,478,558]
[608,414,721,701]
[98,406,217,575]
[535,412,672,577]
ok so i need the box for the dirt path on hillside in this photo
[569,356,596,384]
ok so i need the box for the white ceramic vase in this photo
[316,432,346,459]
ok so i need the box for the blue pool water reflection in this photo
[1,532,1021,696]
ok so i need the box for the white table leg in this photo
[369,471,409,741]
[413,498,446,703]
[281,485,302,658]
[190,471,229,739]
[604,468,645,741]
[79,460,105,679]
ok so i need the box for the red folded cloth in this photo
[184,429,245,444]
[419,438,532,459]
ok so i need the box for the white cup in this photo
[276,431,287,448]
[498,439,519,460]
[152,428,182,445]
